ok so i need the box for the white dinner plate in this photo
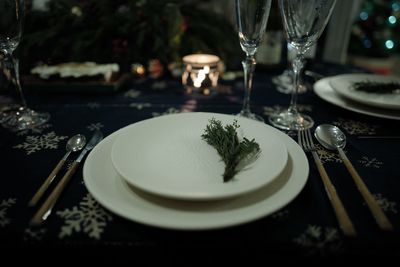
[314,78,400,120]
[110,113,288,201]
[82,118,309,230]
[330,74,400,110]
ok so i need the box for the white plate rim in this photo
[314,77,400,120]
[83,119,309,230]
[110,112,288,201]
[329,73,400,110]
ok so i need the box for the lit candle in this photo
[182,54,220,95]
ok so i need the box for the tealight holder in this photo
[182,54,220,96]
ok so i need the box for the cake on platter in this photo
[24,62,128,92]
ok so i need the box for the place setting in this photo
[83,112,309,230]
[82,0,312,231]
[81,0,336,231]
[313,73,400,120]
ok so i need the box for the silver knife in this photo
[30,131,103,225]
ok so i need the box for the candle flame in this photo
[194,65,210,88]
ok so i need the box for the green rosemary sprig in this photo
[352,81,400,94]
[201,118,261,182]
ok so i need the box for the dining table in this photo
[1,61,399,263]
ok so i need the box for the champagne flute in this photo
[269,0,336,130]
[235,0,272,121]
[0,0,50,131]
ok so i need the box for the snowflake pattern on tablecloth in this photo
[0,198,16,227]
[24,227,47,241]
[263,104,313,116]
[13,131,68,155]
[372,194,397,214]
[152,107,181,117]
[57,194,112,240]
[293,225,342,256]
[129,102,152,110]
[16,123,52,136]
[87,102,100,108]
[87,122,104,131]
[359,156,383,168]
[124,89,141,98]
[333,118,377,135]
[315,144,342,164]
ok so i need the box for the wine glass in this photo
[269,0,336,130]
[235,0,272,122]
[0,0,50,131]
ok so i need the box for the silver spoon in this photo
[28,134,86,207]
[314,124,393,231]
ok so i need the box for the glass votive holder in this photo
[182,54,220,96]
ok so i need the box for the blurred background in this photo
[16,0,400,77]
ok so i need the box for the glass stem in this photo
[288,51,304,115]
[11,55,27,107]
[242,54,256,115]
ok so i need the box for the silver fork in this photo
[298,128,357,237]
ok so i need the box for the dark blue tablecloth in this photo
[1,62,399,262]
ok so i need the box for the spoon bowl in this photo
[314,124,346,150]
[67,134,86,153]
[314,124,394,231]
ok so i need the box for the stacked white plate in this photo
[314,73,400,120]
[83,112,309,230]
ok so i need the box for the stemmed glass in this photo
[269,0,336,130]
[273,43,307,94]
[0,0,50,131]
[235,0,272,122]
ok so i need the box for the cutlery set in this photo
[28,134,87,207]
[29,131,103,226]
[298,127,356,236]
[299,125,394,236]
